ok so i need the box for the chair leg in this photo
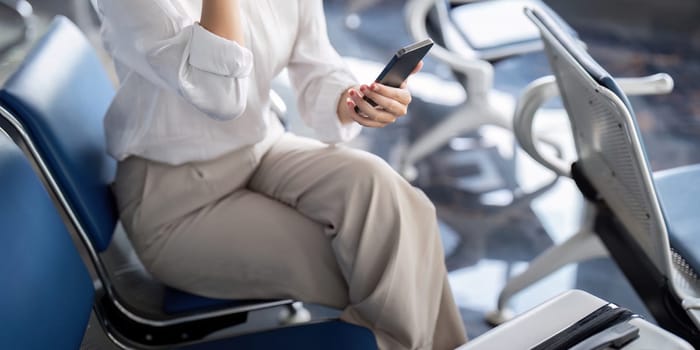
[485,202,606,325]
[400,98,510,180]
[277,302,311,325]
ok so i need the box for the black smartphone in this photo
[376,38,433,88]
[357,39,434,110]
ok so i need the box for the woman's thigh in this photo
[143,187,349,308]
[248,133,423,237]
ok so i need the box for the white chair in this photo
[0,0,32,55]
[489,6,700,348]
[400,0,573,181]
[485,73,674,325]
[0,0,31,18]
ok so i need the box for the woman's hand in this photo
[200,0,245,45]
[338,61,423,128]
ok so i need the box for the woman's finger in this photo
[346,98,390,128]
[349,89,396,124]
[360,85,408,117]
[368,83,411,106]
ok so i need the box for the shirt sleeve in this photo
[287,0,362,144]
[99,0,252,121]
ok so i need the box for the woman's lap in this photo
[112,133,396,305]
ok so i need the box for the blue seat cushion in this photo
[654,164,700,273]
[179,320,378,350]
[163,287,269,315]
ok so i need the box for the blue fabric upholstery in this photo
[163,288,265,315]
[0,16,117,252]
[0,15,279,318]
[0,132,94,350]
[654,164,700,273]
[181,320,378,350]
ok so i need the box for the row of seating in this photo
[403,4,700,348]
[1,3,699,349]
[491,6,700,348]
[400,0,576,181]
[0,16,377,349]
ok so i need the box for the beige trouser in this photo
[112,132,467,349]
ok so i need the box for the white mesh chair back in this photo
[525,8,673,279]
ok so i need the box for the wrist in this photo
[200,0,244,44]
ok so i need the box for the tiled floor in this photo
[2,0,699,346]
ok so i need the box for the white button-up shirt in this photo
[98,0,361,165]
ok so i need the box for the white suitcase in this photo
[458,290,693,350]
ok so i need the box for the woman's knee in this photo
[338,150,401,188]
[339,150,435,211]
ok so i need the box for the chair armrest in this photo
[513,75,571,177]
[2,0,32,18]
[616,73,674,96]
[513,73,674,178]
[405,0,494,98]
[89,0,103,20]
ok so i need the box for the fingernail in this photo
[371,83,378,91]
[360,85,367,93]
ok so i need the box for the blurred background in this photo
[1,0,699,342]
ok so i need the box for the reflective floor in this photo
[2,0,700,345]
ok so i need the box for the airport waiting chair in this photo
[489,6,700,346]
[0,16,317,347]
[0,0,32,29]
[0,0,32,55]
[0,130,378,350]
[400,0,575,181]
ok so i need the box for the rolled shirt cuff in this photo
[188,23,253,77]
[312,82,362,143]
